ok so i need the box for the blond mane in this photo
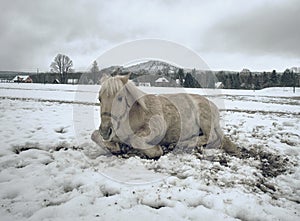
[99,75,148,111]
[100,76,124,96]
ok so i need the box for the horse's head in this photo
[98,74,147,141]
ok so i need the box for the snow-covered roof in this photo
[215,82,223,88]
[12,75,30,81]
[67,79,78,84]
[155,77,169,83]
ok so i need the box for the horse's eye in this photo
[98,97,101,104]
[117,96,123,102]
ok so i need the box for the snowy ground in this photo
[0,83,299,221]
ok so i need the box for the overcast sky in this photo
[0,0,299,72]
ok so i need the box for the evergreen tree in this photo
[229,74,237,89]
[225,75,232,89]
[216,71,226,84]
[247,72,253,89]
[270,70,278,87]
[207,74,216,88]
[262,71,269,88]
[184,73,200,88]
[177,68,185,86]
[281,69,294,87]
[90,60,100,84]
[235,73,241,89]
[254,74,260,89]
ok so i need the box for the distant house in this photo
[155,77,169,83]
[12,75,33,83]
[0,79,12,83]
[155,77,171,87]
[138,82,151,87]
[134,75,178,87]
[215,82,224,89]
[168,70,175,75]
[175,79,185,85]
[67,79,79,84]
[88,79,94,85]
[53,79,60,84]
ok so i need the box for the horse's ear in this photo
[120,73,131,85]
[125,81,148,112]
[136,96,148,112]
[100,74,109,84]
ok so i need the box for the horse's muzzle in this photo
[99,126,113,140]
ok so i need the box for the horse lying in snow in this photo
[91,75,240,159]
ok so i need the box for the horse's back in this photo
[156,93,209,143]
[159,93,219,119]
[159,93,221,145]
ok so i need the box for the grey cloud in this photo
[0,0,298,72]
[0,0,127,71]
[201,0,300,57]
[0,0,192,71]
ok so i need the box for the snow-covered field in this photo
[0,83,299,221]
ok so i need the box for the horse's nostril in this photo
[108,127,112,136]
[99,126,112,140]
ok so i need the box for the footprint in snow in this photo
[54,126,68,134]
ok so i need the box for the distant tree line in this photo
[30,72,83,84]
[30,68,299,89]
[28,54,300,89]
[173,68,216,88]
[172,68,299,89]
[30,58,102,84]
[215,69,299,89]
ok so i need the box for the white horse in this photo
[92,75,239,159]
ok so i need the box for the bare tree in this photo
[50,54,73,84]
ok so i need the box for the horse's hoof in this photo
[91,130,104,146]
[142,146,163,159]
[151,156,161,161]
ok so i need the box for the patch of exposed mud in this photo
[239,147,294,178]
[112,143,295,179]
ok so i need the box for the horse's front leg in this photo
[133,142,163,159]
[130,115,167,159]
[177,135,208,148]
[104,141,121,154]
[129,129,163,159]
[91,130,121,154]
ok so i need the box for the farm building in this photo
[12,75,33,83]
[134,75,178,87]
[67,79,79,84]
[53,79,60,84]
[215,82,224,89]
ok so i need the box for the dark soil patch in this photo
[54,146,83,152]
[239,147,292,178]
[13,146,41,154]
[105,142,294,178]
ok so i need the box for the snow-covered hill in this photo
[124,60,180,74]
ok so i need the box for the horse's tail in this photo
[221,136,240,157]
